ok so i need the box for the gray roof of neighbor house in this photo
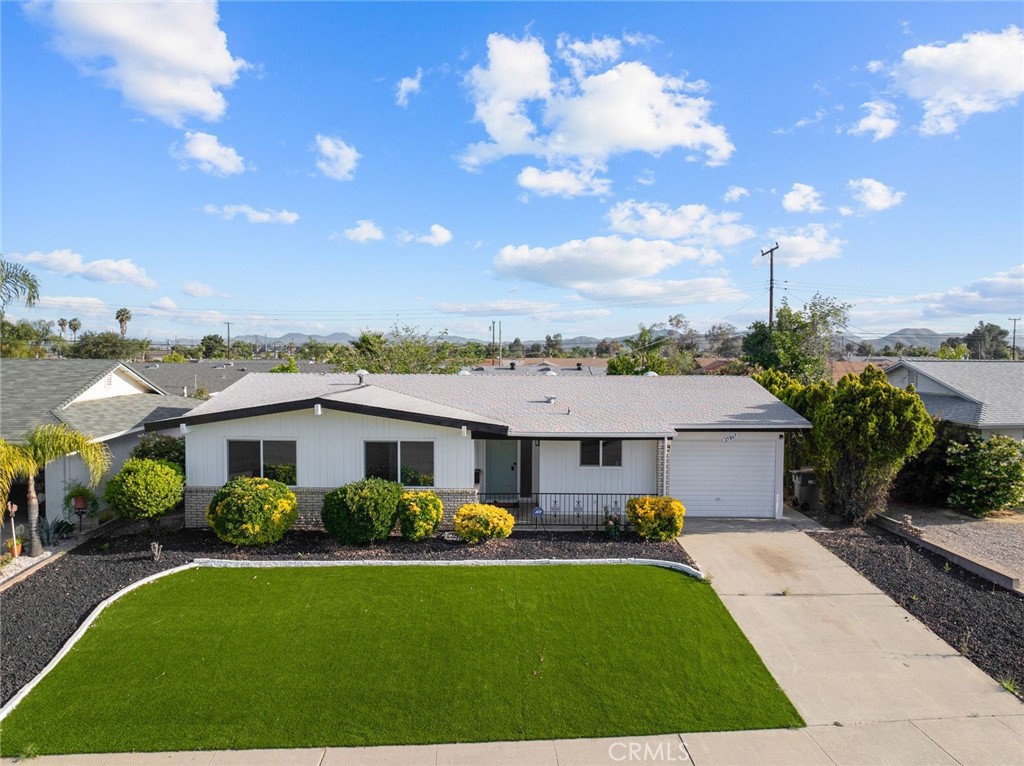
[886,359,1024,427]
[0,359,195,441]
[149,373,810,437]
[126,360,335,396]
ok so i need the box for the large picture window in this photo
[580,439,623,468]
[228,440,297,484]
[364,441,434,486]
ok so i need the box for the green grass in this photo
[0,565,802,754]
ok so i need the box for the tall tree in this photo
[199,334,228,359]
[0,424,111,556]
[544,333,564,357]
[607,324,668,375]
[334,325,477,374]
[938,342,970,360]
[704,322,743,357]
[57,318,68,339]
[115,308,132,338]
[0,258,40,319]
[506,337,525,358]
[67,331,147,360]
[667,313,701,352]
[68,317,81,341]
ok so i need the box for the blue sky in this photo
[4,2,1023,344]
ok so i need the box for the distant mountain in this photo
[872,328,950,352]
[233,332,356,346]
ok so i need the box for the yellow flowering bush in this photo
[397,491,444,541]
[207,477,298,546]
[321,478,403,545]
[453,503,514,544]
[626,496,685,541]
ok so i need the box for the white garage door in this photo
[670,432,781,518]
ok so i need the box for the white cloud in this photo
[572,277,748,306]
[839,206,855,217]
[27,0,247,127]
[723,185,749,203]
[173,130,245,175]
[461,33,733,180]
[849,100,900,141]
[891,26,1024,135]
[181,280,223,298]
[15,248,157,289]
[203,204,299,224]
[517,166,611,197]
[607,200,754,249]
[853,266,1024,320]
[150,296,177,311]
[866,60,885,73]
[495,235,704,289]
[314,134,360,181]
[636,169,656,186]
[623,31,660,48]
[848,178,906,212]
[782,183,826,213]
[417,224,453,247]
[35,295,109,318]
[761,225,845,267]
[395,67,423,107]
[340,219,385,243]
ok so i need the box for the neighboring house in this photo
[0,360,196,517]
[148,373,809,529]
[832,358,894,383]
[471,358,607,375]
[127,360,334,397]
[886,359,1024,440]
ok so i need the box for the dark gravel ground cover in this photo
[0,528,695,704]
[809,525,1024,692]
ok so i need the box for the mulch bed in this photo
[0,528,694,704]
[809,525,1024,692]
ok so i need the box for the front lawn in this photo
[0,564,802,754]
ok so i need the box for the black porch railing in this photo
[477,492,650,530]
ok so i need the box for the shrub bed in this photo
[207,477,298,546]
[453,503,514,543]
[626,496,685,541]
[321,478,403,544]
[397,491,443,541]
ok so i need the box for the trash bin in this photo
[789,468,821,511]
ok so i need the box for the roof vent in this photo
[545,395,557,404]
[355,368,369,385]
[510,362,516,370]
[644,370,659,377]
[457,370,472,376]
[576,362,583,370]
[543,370,557,376]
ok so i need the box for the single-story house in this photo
[885,359,1024,440]
[147,373,810,529]
[0,359,196,518]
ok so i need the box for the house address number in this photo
[722,433,738,442]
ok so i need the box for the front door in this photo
[485,441,518,495]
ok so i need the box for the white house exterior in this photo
[885,360,1024,440]
[149,373,809,528]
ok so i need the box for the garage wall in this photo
[670,431,783,518]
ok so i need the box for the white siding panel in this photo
[670,432,780,518]
[185,409,474,488]
[74,368,152,402]
[537,440,658,494]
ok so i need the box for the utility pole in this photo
[490,321,496,366]
[761,242,780,329]
[224,321,232,358]
[1010,318,1021,361]
[498,321,503,367]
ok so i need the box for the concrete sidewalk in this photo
[5,512,1021,765]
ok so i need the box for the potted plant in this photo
[63,482,99,517]
[5,525,25,557]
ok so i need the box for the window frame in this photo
[579,438,624,469]
[363,439,436,487]
[226,438,298,486]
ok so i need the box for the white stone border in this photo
[0,557,702,722]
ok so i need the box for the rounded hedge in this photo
[397,491,444,541]
[626,496,685,541]
[104,458,184,522]
[206,477,298,546]
[321,478,403,545]
[453,503,514,544]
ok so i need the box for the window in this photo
[364,441,434,486]
[227,440,297,484]
[580,439,623,467]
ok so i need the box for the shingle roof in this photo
[126,360,335,395]
[154,373,810,437]
[55,394,198,439]
[888,360,1024,427]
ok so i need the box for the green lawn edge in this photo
[1,564,803,755]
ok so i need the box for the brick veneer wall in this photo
[185,485,480,531]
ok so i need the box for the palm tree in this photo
[68,317,81,342]
[57,318,68,339]
[0,424,111,557]
[0,258,40,319]
[115,308,132,338]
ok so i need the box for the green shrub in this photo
[130,434,185,472]
[397,491,444,541]
[321,478,403,544]
[892,419,977,506]
[104,458,185,537]
[453,503,514,543]
[207,477,298,546]
[947,434,1024,517]
[626,496,686,541]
